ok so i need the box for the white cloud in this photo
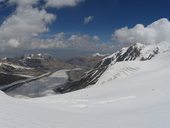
[0,0,84,51]
[45,0,84,8]
[0,0,111,52]
[31,32,66,49]
[9,0,38,6]
[93,35,100,42]
[31,33,112,52]
[113,18,170,45]
[0,4,56,49]
[7,39,20,48]
[84,16,94,24]
[42,33,98,49]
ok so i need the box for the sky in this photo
[0,0,170,54]
[48,0,170,41]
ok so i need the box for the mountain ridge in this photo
[56,43,159,93]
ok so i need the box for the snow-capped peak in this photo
[57,43,160,93]
[24,53,51,60]
[103,43,159,64]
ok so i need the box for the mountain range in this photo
[0,42,170,128]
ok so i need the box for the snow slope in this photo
[1,43,170,128]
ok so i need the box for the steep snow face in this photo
[96,42,170,87]
[103,43,158,63]
[57,43,159,93]
[95,61,141,86]
[0,44,170,128]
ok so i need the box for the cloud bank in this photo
[0,0,110,52]
[0,0,85,51]
[113,18,170,45]
[0,2,55,50]
[31,33,112,52]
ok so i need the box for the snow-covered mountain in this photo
[57,43,159,93]
[0,42,170,128]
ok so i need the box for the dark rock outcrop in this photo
[0,73,26,86]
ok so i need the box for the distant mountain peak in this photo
[104,43,159,63]
[23,53,52,60]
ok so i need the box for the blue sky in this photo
[0,0,170,53]
[47,0,170,41]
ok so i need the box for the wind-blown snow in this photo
[1,43,170,128]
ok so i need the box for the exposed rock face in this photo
[0,64,15,73]
[56,43,159,93]
[0,73,26,86]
